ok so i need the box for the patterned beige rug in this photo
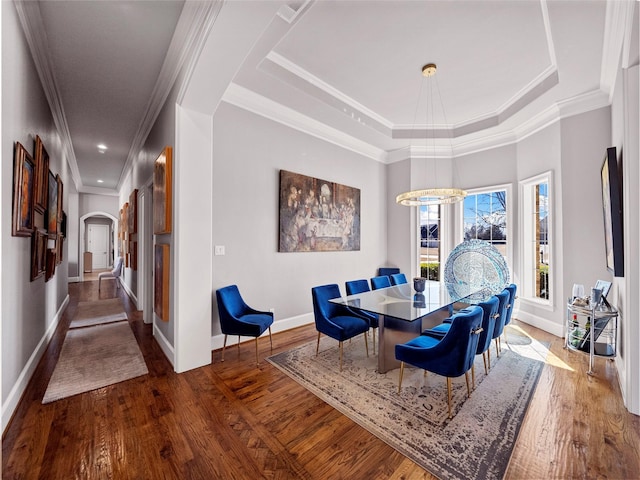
[69,298,127,329]
[268,325,547,480]
[42,322,148,404]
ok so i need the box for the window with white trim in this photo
[462,188,508,262]
[418,205,441,280]
[520,172,552,303]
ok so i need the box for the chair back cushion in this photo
[113,257,124,277]
[311,284,342,322]
[475,295,500,355]
[345,279,370,296]
[378,267,400,277]
[216,285,249,332]
[390,273,407,285]
[503,283,517,326]
[370,275,392,290]
[492,290,511,339]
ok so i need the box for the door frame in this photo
[79,211,118,282]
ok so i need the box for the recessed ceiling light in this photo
[97,179,104,183]
[97,143,107,150]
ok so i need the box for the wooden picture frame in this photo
[30,228,47,281]
[154,243,170,321]
[12,142,36,237]
[278,169,361,252]
[153,146,172,234]
[56,174,63,220]
[47,171,58,237]
[128,189,138,234]
[56,233,64,265]
[45,248,56,282]
[34,136,49,213]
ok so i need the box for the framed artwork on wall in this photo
[278,169,361,252]
[128,189,138,234]
[56,233,64,265]
[600,147,624,277]
[12,142,36,237]
[56,174,63,220]
[154,243,170,321]
[30,228,47,281]
[153,146,172,234]
[45,247,56,282]
[47,171,58,237]
[33,136,49,213]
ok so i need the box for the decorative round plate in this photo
[444,239,510,301]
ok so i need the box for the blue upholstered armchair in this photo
[395,305,484,418]
[215,285,273,366]
[345,279,379,354]
[312,284,369,371]
[370,275,392,290]
[390,273,408,285]
[491,289,511,358]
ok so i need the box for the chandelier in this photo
[396,64,467,207]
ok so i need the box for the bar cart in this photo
[565,299,618,375]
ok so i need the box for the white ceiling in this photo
[19,0,638,194]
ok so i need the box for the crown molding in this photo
[223,83,386,162]
[117,0,224,191]
[14,0,82,191]
[77,185,119,196]
[600,0,635,101]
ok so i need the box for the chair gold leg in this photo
[487,349,491,369]
[268,327,273,352]
[339,341,344,371]
[316,332,321,356]
[222,334,228,362]
[424,370,428,377]
[471,365,476,390]
[447,377,453,419]
[482,352,488,374]
[495,338,500,358]
[372,327,376,355]
[255,337,259,366]
[237,336,241,353]
[363,333,369,357]
[398,362,405,393]
[465,371,472,396]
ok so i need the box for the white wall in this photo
[1,1,69,431]
[212,103,387,332]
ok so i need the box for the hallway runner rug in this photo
[69,298,127,329]
[267,325,548,480]
[42,322,148,404]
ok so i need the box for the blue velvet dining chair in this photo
[502,283,518,343]
[345,279,378,354]
[378,267,400,277]
[215,285,274,366]
[490,289,511,359]
[395,306,484,419]
[390,273,408,285]
[370,275,392,290]
[423,295,500,379]
[312,284,369,371]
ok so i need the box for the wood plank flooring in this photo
[3,280,639,479]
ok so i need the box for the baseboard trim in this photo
[2,294,69,434]
[210,312,314,350]
[119,279,139,309]
[68,276,81,283]
[153,322,175,368]
[514,308,564,337]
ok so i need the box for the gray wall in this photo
[2,1,69,428]
[211,102,387,330]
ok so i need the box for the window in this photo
[520,172,552,304]
[462,188,508,262]
[418,205,441,280]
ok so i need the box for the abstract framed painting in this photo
[278,170,361,252]
[56,174,63,220]
[47,170,58,237]
[128,188,138,234]
[12,142,35,237]
[600,146,624,276]
[153,146,172,234]
[33,136,49,214]
[154,243,170,321]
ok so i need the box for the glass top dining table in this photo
[330,281,482,373]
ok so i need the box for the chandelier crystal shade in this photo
[396,64,467,207]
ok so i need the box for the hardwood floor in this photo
[3,280,639,479]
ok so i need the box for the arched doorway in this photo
[79,211,119,282]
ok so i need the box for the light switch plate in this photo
[214,245,225,256]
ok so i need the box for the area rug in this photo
[267,326,548,480]
[69,298,127,329]
[42,322,148,404]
